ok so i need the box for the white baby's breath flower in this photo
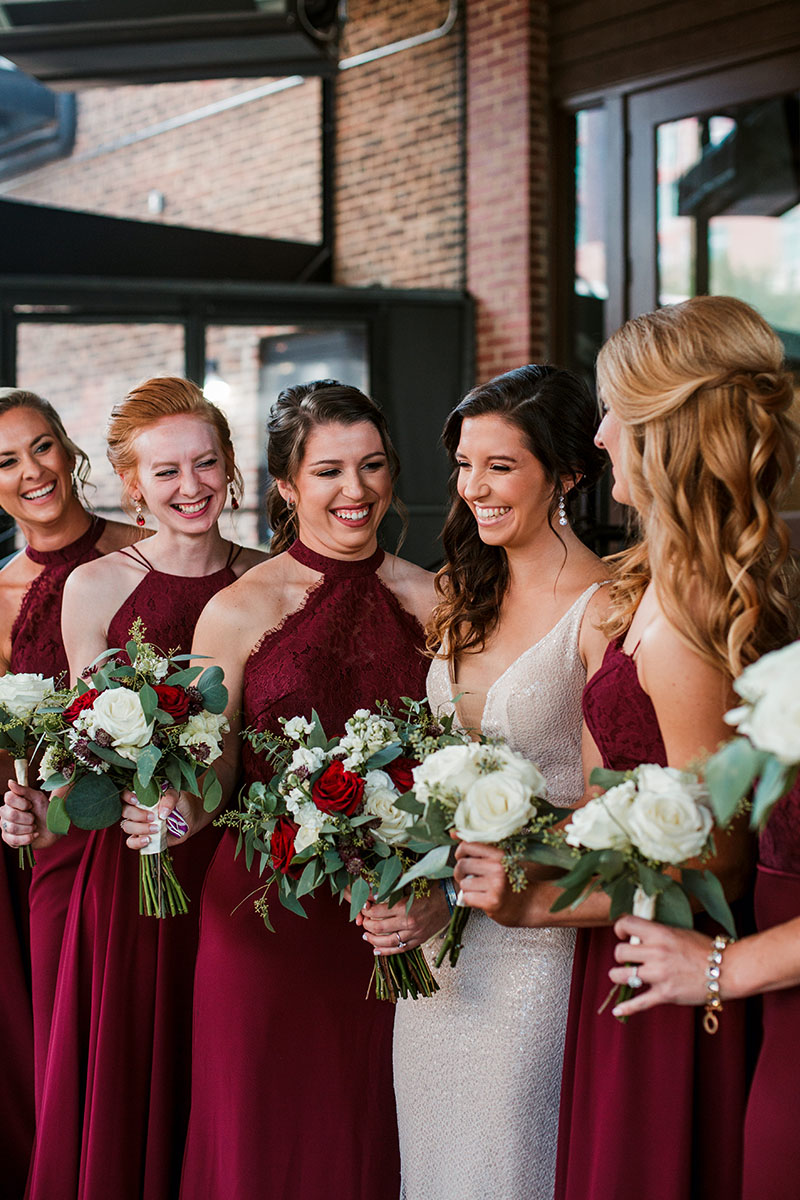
[293,802,327,853]
[289,746,327,775]
[285,786,312,818]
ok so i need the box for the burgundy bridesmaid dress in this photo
[741,782,800,1199]
[26,544,239,1200]
[555,641,757,1200]
[1,517,106,1195]
[180,540,429,1200]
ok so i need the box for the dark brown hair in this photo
[265,379,405,556]
[428,364,605,659]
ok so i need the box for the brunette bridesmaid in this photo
[2,378,263,1200]
[0,388,139,1196]
[124,380,434,1200]
[454,297,799,1200]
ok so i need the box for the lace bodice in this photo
[10,517,107,681]
[242,540,428,781]
[427,582,603,807]
[106,543,239,656]
[582,638,667,770]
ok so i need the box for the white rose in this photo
[453,771,535,842]
[728,682,800,765]
[363,771,413,845]
[87,688,153,749]
[626,775,713,865]
[178,712,229,741]
[733,642,800,705]
[487,743,548,799]
[413,744,483,805]
[0,673,55,721]
[634,764,706,803]
[564,781,636,851]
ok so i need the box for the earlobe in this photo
[276,480,296,506]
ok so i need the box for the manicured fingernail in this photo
[140,836,151,846]
[149,822,159,833]
[373,949,382,957]
[158,808,170,820]
[362,932,369,940]
[612,1006,622,1017]
[130,792,140,805]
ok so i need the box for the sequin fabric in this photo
[393,583,602,1200]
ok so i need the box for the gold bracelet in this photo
[703,934,732,1035]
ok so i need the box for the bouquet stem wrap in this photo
[138,801,189,919]
[14,757,35,869]
[601,885,656,1021]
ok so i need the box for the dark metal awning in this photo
[0,197,331,283]
[0,0,341,87]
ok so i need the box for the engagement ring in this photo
[627,967,643,990]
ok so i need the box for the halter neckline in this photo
[25,516,106,567]
[288,538,385,578]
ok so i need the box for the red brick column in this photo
[466,0,550,380]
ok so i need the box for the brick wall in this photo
[465,0,551,380]
[334,0,465,290]
[1,76,322,243]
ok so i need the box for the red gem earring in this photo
[229,483,239,511]
[134,499,146,527]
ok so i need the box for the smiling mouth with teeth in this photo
[172,498,211,515]
[332,506,371,522]
[474,505,511,520]
[22,481,57,501]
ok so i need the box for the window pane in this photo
[574,107,607,373]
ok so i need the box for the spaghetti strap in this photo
[225,541,243,570]
[116,543,154,571]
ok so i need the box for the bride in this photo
[361,364,610,1199]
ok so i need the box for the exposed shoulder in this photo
[578,581,612,675]
[96,517,150,554]
[378,554,437,627]
[194,553,302,650]
[232,545,269,576]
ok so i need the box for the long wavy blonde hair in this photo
[599,295,799,678]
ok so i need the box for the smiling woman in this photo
[5,377,265,1200]
[0,386,144,1196]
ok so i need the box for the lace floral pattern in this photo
[582,640,668,770]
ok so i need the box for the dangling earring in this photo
[558,495,568,527]
[134,498,146,527]
[229,483,239,511]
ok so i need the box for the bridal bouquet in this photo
[0,672,56,866]
[396,740,560,968]
[36,619,228,917]
[223,698,470,1001]
[705,641,800,829]
[551,763,736,1017]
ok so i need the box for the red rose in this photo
[63,688,99,724]
[154,684,191,722]
[270,817,302,878]
[311,760,365,816]
[386,757,419,795]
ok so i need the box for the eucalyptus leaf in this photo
[307,709,328,751]
[278,884,309,919]
[396,844,453,890]
[394,792,425,816]
[374,854,403,902]
[364,744,403,770]
[202,770,223,813]
[349,874,371,919]
[165,666,204,687]
[136,744,163,789]
[40,771,70,792]
[705,738,767,827]
[655,881,694,929]
[589,767,629,791]
[64,772,122,830]
[131,772,158,809]
[607,876,636,921]
[752,757,795,829]
[138,683,158,724]
[46,794,71,835]
[88,741,139,770]
[297,858,323,899]
[682,868,737,939]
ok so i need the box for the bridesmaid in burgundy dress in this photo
[0,388,139,1197]
[611,779,800,1200]
[124,381,434,1200]
[453,297,799,1200]
[3,378,263,1200]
